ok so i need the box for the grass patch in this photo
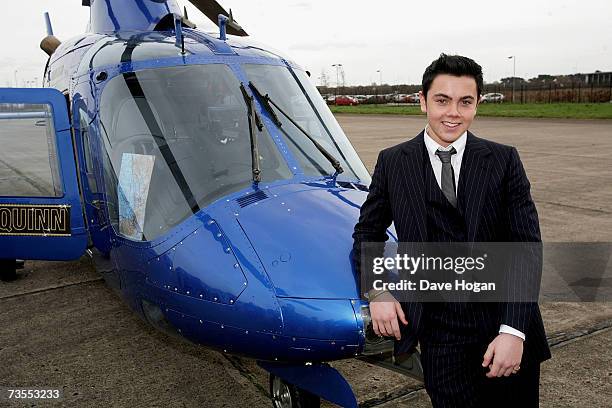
[330,103,612,119]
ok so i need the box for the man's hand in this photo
[369,292,408,340]
[482,333,524,378]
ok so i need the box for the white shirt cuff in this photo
[499,324,525,341]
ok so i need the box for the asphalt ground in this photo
[1,115,611,407]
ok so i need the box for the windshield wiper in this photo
[239,84,262,183]
[248,81,344,176]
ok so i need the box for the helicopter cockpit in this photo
[97,61,369,241]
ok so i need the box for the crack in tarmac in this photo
[0,277,104,301]
[538,200,612,215]
[222,355,270,398]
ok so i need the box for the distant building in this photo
[584,71,612,85]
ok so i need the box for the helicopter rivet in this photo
[331,341,335,345]
[221,324,224,329]
[194,231,197,234]
[341,346,345,350]
[245,330,248,334]
[214,297,218,301]
[186,291,190,295]
[225,247,231,253]
[178,329,182,333]
[234,213,239,216]
[169,266,172,270]
[180,241,183,245]
[243,282,247,286]
[229,299,234,304]
[199,294,203,298]
[172,247,176,251]
[281,202,285,205]
[223,349,227,353]
[181,314,184,318]
[274,195,278,197]
[287,209,291,212]
[234,263,239,268]
[157,258,160,261]
[165,308,169,312]
[217,233,222,238]
[274,358,278,361]
[199,320,203,324]
[292,337,296,341]
[305,362,312,366]
[272,335,276,340]
[207,220,215,225]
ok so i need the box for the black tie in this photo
[435,147,457,207]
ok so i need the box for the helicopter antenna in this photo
[184,6,189,20]
[174,15,185,55]
[44,12,54,36]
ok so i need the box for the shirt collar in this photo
[424,126,467,158]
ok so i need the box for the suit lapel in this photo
[400,132,427,241]
[458,132,492,241]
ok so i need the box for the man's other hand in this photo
[369,292,408,340]
[482,333,524,378]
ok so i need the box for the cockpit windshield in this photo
[99,64,291,241]
[243,64,370,182]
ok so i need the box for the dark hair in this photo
[422,54,483,98]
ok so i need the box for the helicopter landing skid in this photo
[258,361,357,408]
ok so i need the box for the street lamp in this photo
[508,56,516,103]
[376,69,382,86]
[332,63,342,97]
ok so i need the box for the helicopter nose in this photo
[236,187,367,299]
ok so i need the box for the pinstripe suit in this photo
[353,131,551,407]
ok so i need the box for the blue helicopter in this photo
[0,1,422,406]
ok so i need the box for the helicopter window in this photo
[243,65,370,183]
[0,103,63,197]
[99,64,291,241]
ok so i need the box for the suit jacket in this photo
[353,130,551,363]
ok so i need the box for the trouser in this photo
[420,341,540,408]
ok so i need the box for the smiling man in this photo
[353,54,551,407]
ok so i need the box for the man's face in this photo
[419,74,478,147]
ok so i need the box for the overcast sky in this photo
[2,0,611,87]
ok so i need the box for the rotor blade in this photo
[188,0,248,36]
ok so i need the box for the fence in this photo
[483,83,612,103]
[319,82,612,104]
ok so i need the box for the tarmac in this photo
[1,115,611,407]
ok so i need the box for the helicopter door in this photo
[0,88,87,260]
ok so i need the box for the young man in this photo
[353,54,551,407]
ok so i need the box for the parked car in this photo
[334,95,359,106]
[480,92,505,103]
[407,92,420,103]
[392,94,408,103]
